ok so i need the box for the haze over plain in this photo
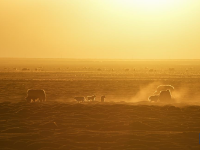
[1,0,200,59]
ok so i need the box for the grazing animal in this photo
[97,68,102,71]
[159,90,172,102]
[101,96,106,102]
[26,89,46,102]
[22,68,29,71]
[169,68,175,72]
[149,69,155,72]
[125,69,129,72]
[154,85,174,94]
[74,97,85,102]
[148,95,159,102]
[87,95,96,101]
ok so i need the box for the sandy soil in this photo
[0,102,200,150]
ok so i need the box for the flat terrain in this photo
[0,102,200,150]
[0,59,200,150]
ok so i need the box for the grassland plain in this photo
[0,59,200,150]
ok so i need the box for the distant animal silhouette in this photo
[26,89,46,102]
[125,69,129,72]
[22,68,29,71]
[149,69,155,72]
[148,95,159,102]
[101,95,106,102]
[74,97,85,102]
[159,90,172,102]
[154,85,174,95]
[149,89,172,102]
[87,95,96,101]
[169,68,175,72]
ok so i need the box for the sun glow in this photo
[0,0,199,59]
[135,0,171,9]
[113,0,179,12]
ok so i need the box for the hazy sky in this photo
[1,0,200,59]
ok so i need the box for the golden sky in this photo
[0,0,200,59]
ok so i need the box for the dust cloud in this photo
[129,82,200,106]
[130,81,162,103]
[173,87,200,105]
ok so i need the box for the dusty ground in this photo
[0,59,200,150]
[0,102,200,150]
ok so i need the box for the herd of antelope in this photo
[26,85,174,103]
[74,95,106,103]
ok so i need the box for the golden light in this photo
[0,0,198,59]
[134,0,171,9]
[112,0,180,13]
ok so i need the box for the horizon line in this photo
[1,57,200,61]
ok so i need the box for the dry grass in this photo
[0,59,200,150]
[0,102,200,150]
